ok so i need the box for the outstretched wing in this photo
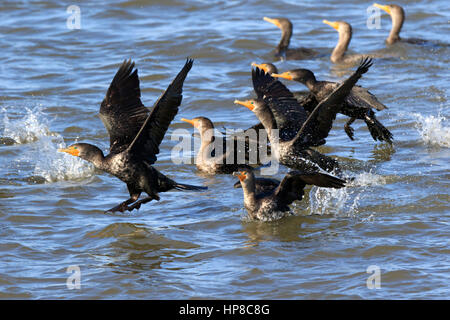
[99,59,149,155]
[347,86,387,111]
[274,170,346,205]
[252,67,308,141]
[292,57,373,147]
[127,58,194,163]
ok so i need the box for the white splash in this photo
[307,171,386,217]
[1,106,95,182]
[1,106,51,144]
[412,112,450,148]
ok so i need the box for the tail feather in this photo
[364,111,393,144]
[174,182,207,192]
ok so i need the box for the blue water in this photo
[0,0,449,299]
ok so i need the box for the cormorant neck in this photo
[197,128,215,164]
[331,30,351,63]
[276,27,292,55]
[255,107,277,142]
[304,76,317,91]
[80,144,106,169]
[387,10,404,44]
[242,180,257,211]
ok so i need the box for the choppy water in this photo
[0,0,449,299]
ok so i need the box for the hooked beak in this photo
[58,147,79,157]
[234,100,255,111]
[263,17,281,29]
[181,118,197,128]
[233,171,247,182]
[272,71,293,81]
[373,3,391,14]
[323,19,340,31]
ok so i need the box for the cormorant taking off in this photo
[233,168,346,221]
[235,58,374,174]
[59,59,207,213]
[272,67,393,143]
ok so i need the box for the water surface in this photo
[0,0,449,299]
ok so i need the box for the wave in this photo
[307,171,386,217]
[1,106,95,182]
[412,112,450,148]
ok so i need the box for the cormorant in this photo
[234,58,373,174]
[58,59,207,213]
[181,116,258,174]
[271,68,393,143]
[263,17,318,60]
[233,168,346,221]
[323,20,369,64]
[373,3,432,45]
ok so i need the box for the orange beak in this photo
[233,171,247,182]
[234,100,255,111]
[181,118,197,128]
[263,17,282,29]
[272,71,293,81]
[58,146,80,157]
[323,19,340,31]
[373,3,391,14]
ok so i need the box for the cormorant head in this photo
[233,98,265,113]
[251,62,278,75]
[263,17,293,34]
[233,168,255,189]
[272,69,316,85]
[58,143,104,163]
[181,117,214,134]
[373,3,404,19]
[323,20,352,38]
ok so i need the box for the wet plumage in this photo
[235,58,374,174]
[233,168,346,221]
[59,58,207,213]
[181,116,261,174]
[272,67,393,143]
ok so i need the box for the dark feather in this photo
[127,58,194,163]
[292,57,373,147]
[99,59,148,154]
[252,68,308,141]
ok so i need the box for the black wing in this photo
[274,170,346,205]
[292,57,373,147]
[99,59,149,155]
[347,86,387,111]
[127,58,194,163]
[252,68,308,141]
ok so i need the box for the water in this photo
[0,0,449,299]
